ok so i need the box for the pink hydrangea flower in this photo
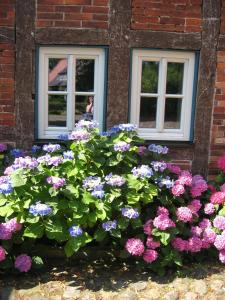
[188,199,202,214]
[204,203,215,215]
[201,241,211,249]
[0,223,12,240]
[137,146,147,156]
[146,237,160,249]
[166,163,181,175]
[171,238,188,252]
[202,228,217,244]
[199,218,211,229]
[188,237,202,252]
[125,238,145,256]
[219,250,225,263]
[221,184,225,192]
[157,206,169,216]
[4,166,14,176]
[171,184,185,197]
[5,218,22,232]
[0,246,6,262]
[15,254,32,272]
[214,235,225,250]
[218,156,225,172]
[153,214,175,230]
[210,192,225,205]
[176,207,193,223]
[176,171,192,186]
[143,249,158,263]
[191,226,202,237]
[46,176,66,189]
[143,220,153,235]
[213,216,225,231]
[190,175,208,198]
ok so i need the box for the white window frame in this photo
[38,47,106,139]
[130,49,195,141]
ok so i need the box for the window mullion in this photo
[157,58,167,132]
[67,55,74,131]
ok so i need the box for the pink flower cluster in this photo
[125,238,145,256]
[15,254,32,272]
[153,208,175,230]
[0,218,22,240]
[210,192,225,205]
[190,175,208,198]
[176,207,192,223]
[0,246,6,262]
[46,176,66,189]
[166,163,181,175]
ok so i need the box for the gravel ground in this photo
[0,260,225,300]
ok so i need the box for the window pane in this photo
[76,59,95,92]
[75,95,94,123]
[141,61,159,94]
[164,98,182,129]
[166,62,184,94]
[48,58,67,91]
[139,97,157,128]
[48,95,67,127]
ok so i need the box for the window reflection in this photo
[141,61,159,94]
[48,58,67,91]
[76,59,95,92]
[164,98,182,129]
[48,95,67,127]
[75,95,94,123]
[139,97,157,128]
[166,62,184,94]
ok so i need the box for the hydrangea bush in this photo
[0,120,225,274]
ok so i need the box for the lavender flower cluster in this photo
[105,173,126,187]
[132,165,153,179]
[46,176,66,189]
[43,144,61,153]
[69,130,91,141]
[0,176,13,194]
[102,220,117,231]
[75,120,99,129]
[29,202,52,216]
[82,176,105,199]
[37,154,63,167]
[148,144,169,154]
[121,208,139,219]
[114,141,130,152]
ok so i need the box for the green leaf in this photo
[0,198,7,206]
[45,219,69,241]
[0,205,14,217]
[82,192,95,204]
[152,228,171,246]
[219,207,225,216]
[107,157,120,166]
[127,175,144,191]
[94,228,107,242]
[11,169,27,187]
[0,257,13,269]
[118,218,129,230]
[24,223,44,238]
[131,218,142,229]
[110,229,121,238]
[65,185,79,197]
[64,238,82,257]
[32,256,44,269]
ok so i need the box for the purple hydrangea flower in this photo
[132,165,153,178]
[102,220,117,231]
[121,208,139,219]
[0,176,13,194]
[151,161,167,172]
[148,144,169,154]
[0,223,12,240]
[58,134,69,141]
[68,225,83,237]
[37,154,51,164]
[13,157,38,170]
[158,176,174,189]
[0,144,7,152]
[83,176,103,191]
[118,124,137,132]
[47,176,66,189]
[15,254,32,272]
[5,218,22,233]
[91,190,105,199]
[29,202,52,216]
[114,141,130,152]
[43,144,61,153]
[76,120,99,129]
[31,145,41,154]
[69,130,91,141]
[63,151,74,160]
[48,156,63,167]
[10,149,24,158]
[105,173,126,187]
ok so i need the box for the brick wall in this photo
[36,0,109,29]
[0,1,15,140]
[131,0,202,32]
[209,51,225,175]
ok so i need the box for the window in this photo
[38,47,106,139]
[130,50,196,141]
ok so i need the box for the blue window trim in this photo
[35,45,109,140]
[128,48,200,143]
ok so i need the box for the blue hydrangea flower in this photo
[118,124,137,132]
[91,190,105,199]
[151,161,167,172]
[0,176,13,194]
[31,145,41,154]
[68,225,83,237]
[105,173,126,187]
[158,176,174,189]
[43,144,61,153]
[131,165,153,178]
[148,144,169,154]
[121,208,139,219]
[63,151,74,160]
[58,134,69,141]
[29,202,52,216]
[75,120,99,129]
[10,149,24,158]
[82,176,103,191]
[114,141,130,152]
[102,220,117,231]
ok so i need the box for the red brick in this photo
[83,6,108,14]
[65,13,93,20]
[93,0,109,6]
[82,20,108,29]
[36,20,55,27]
[55,5,81,12]
[64,0,91,4]
[37,12,63,20]
[37,5,56,12]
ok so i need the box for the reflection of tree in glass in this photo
[49,95,66,115]
[166,63,184,94]
[76,59,94,92]
[141,61,159,94]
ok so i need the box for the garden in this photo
[0,120,225,276]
